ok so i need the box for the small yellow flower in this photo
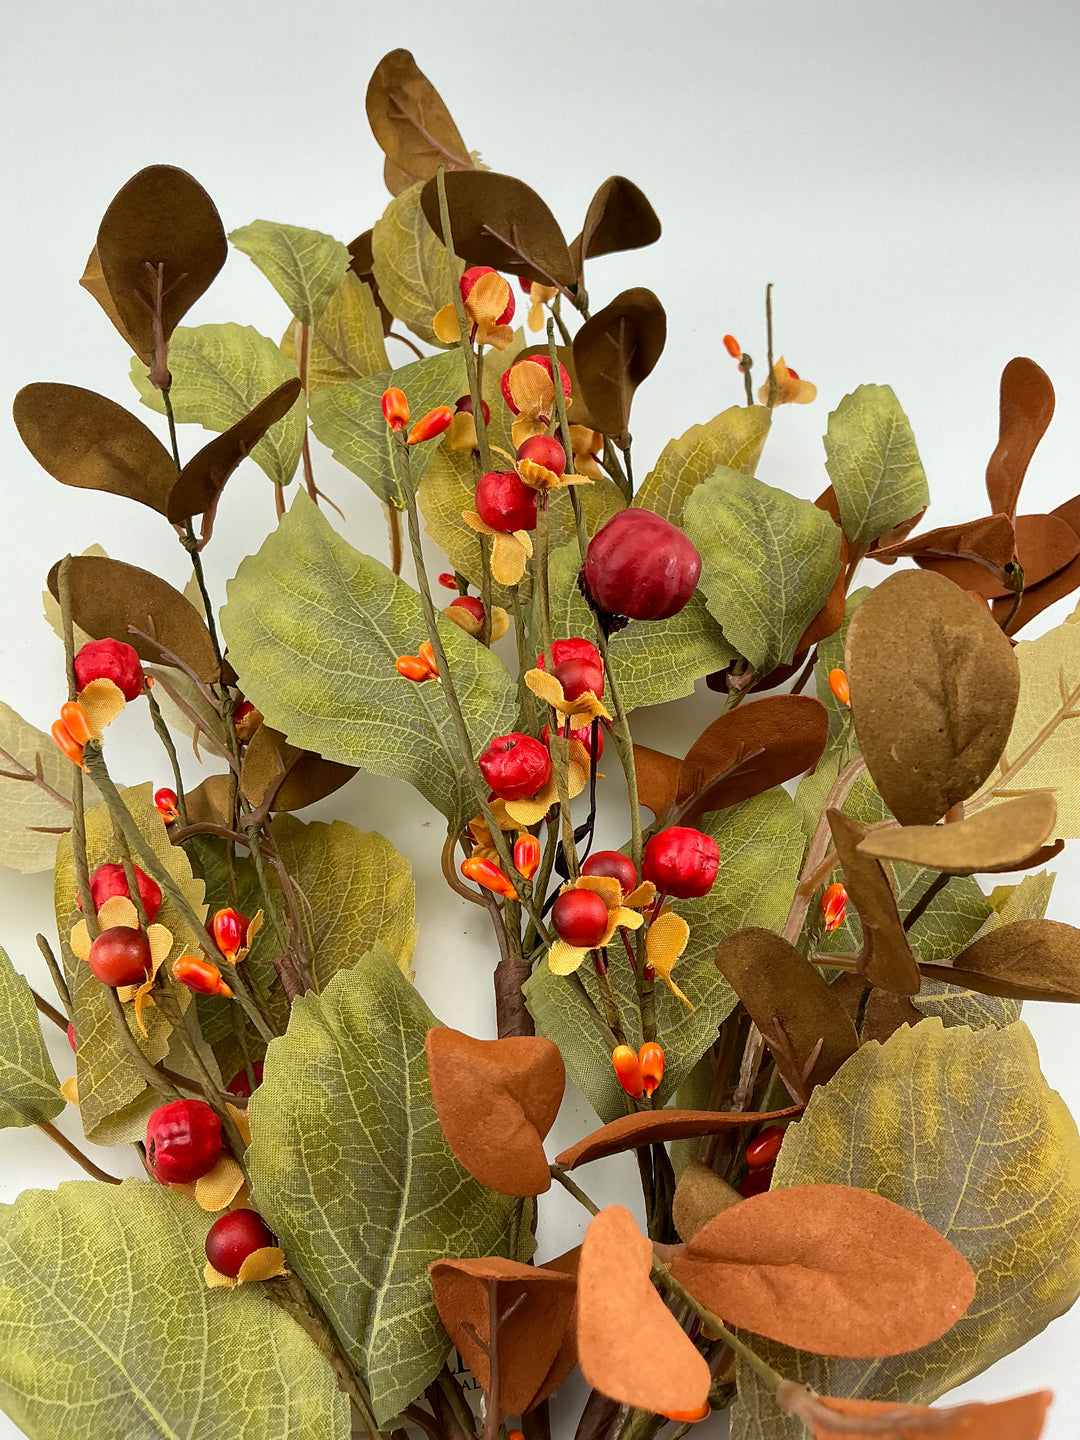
[443,597,511,643]
[758,357,817,408]
[461,511,534,585]
[525,281,559,333]
[204,1245,289,1290]
[570,425,605,480]
[547,874,657,975]
[525,667,612,726]
[433,269,516,351]
[502,734,595,827]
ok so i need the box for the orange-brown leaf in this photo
[986,357,1055,520]
[807,1387,1052,1439]
[633,744,683,818]
[554,1106,803,1170]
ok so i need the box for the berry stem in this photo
[35,934,72,1019]
[435,167,493,476]
[36,1118,123,1185]
[383,503,405,576]
[144,684,189,827]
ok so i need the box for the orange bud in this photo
[507,1431,525,1440]
[211,907,249,964]
[612,1044,645,1099]
[396,655,432,682]
[822,881,847,931]
[460,854,519,899]
[381,387,410,431]
[154,787,179,823]
[638,1040,665,1096]
[60,700,94,745]
[173,955,233,998]
[438,572,458,589]
[50,719,86,769]
[418,641,439,677]
[513,833,541,881]
[828,669,850,707]
[407,406,454,445]
[723,334,742,360]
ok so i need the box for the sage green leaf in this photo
[371,183,456,346]
[221,493,516,830]
[0,701,98,874]
[730,1019,1080,1439]
[684,468,842,673]
[269,815,417,985]
[0,1180,349,1440]
[0,946,63,1128]
[309,349,465,505]
[131,323,305,486]
[280,273,390,391]
[229,219,350,327]
[247,948,521,1425]
[635,405,772,522]
[823,384,929,545]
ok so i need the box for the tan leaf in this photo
[829,810,920,995]
[919,919,1080,1003]
[805,1386,1052,1439]
[856,792,1057,876]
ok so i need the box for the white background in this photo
[2,1,1080,1435]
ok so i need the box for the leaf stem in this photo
[650,1258,786,1395]
[36,1118,123,1184]
[144,685,189,826]
[548,1164,601,1215]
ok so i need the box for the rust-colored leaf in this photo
[365,50,472,192]
[240,725,358,813]
[571,176,662,278]
[426,1028,565,1196]
[918,512,1079,599]
[986,357,1055,520]
[572,289,666,449]
[993,492,1080,633]
[829,810,921,994]
[554,1105,803,1170]
[919,918,1080,1003]
[805,1386,1052,1439]
[421,171,576,290]
[871,512,1016,574]
[633,744,682,818]
[669,1184,975,1357]
[856,793,1058,876]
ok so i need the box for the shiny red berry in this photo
[226,1061,265,1098]
[581,850,637,894]
[80,862,162,924]
[535,638,602,673]
[211,908,249,964]
[582,509,702,622]
[205,1208,277,1277]
[438,572,459,590]
[87,927,152,987]
[552,656,604,701]
[449,595,485,624]
[477,733,551,802]
[73,638,144,702]
[745,1125,786,1169]
[475,471,538,533]
[146,1099,222,1184]
[552,889,610,948]
[738,1164,774,1198]
[461,266,515,325]
[642,826,720,899]
[516,434,566,478]
[454,394,492,425]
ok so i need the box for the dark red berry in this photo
[582,509,702,621]
[461,266,515,325]
[146,1099,222,1184]
[438,572,459,589]
[516,434,567,478]
[205,1208,277,1277]
[552,889,610,948]
[475,471,538,533]
[542,719,605,762]
[745,1125,786,1169]
[454,394,492,425]
[226,1062,265,1099]
[642,827,720,899]
[738,1165,774,1198]
[477,733,552,801]
[552,656,604,701]
[87,927,152,988]
[73,638,144,702]
[80,862,162,924]
[449,595,485,624]
[582,851,638,894]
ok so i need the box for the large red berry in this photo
[205,1208,277,1277]
[582,850,637,894]
[500,356,572,415]
[475,471,538,533]
[552,889,610,948]
[478,733,551,801]
[73,638,144,702]
[552,656,604,701]
[536,638,602,673]
[146,1099,222,1184]
[642,826,720,899]
[582,509,702,621]
[516,434,566,478]
[82,862,162,924]
[86,927,152,987]
[542,719,605,763]
[461,266,515,325]
[226,1061,265,1099]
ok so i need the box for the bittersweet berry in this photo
[582,508,702,621]
[460,855,519,899]
[226,1061,264,1098]
[211,908,249,965]
[460,266,515,325]
[822,882,847,931]
[454,394,491,425]
[154,787,179,823]
[738,1165,774,1198]
[642,827,720,899]
[638,1041,665,1096]
[407,406,454,445]
[515,434,567,479]
[581,850,637,893]
[745,1125,786,1169]
[477,733,551,801]
[73,638,144,701]
[551,888,609,948]
[828,668,851,707]
[146,1099,222,1185]
[500,356,571,415]
[205,1208,277,1278]
[381,388,409,430]
[513,834,541,881]
[81,862,162,924]
[611,1044,646,1099]
[173,955,233,998]
[474,471,538,533]
[86,926,152,987]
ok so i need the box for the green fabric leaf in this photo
[279,273,390,391]
[370,183,455,347]
[823,383,929,545]
[684,468,842,673]
[131,323,305,486]
[730,1019,1080,1438]
[230,219,350,327]
[309,349,465,505]
[0,700,99,874]
[0,1180,348,1440]
[246,948,521,1426]
[0,946,63,1128]
[635,405,772,522]
[221,493,516,830]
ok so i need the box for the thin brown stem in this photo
[31,988,68,1032]
[37,1119,123,1184]
[384,504,405,575]
[145,685,189,826]
[36,934,72,1017]
[0,745,72,810]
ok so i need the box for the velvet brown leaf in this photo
[918,512,1079,600]
[572,288,667,448]
[554,1105,803,1170]
[365,50,473,194]
[799,1386,1052,1439]
[632,744,683,819]
[855,792,1058,876]
[571,176,662,276]
[994,491,1080,633]
[986,357,1055,520]
[421,171,576,290]
[828,810,920,995]
[918,918,1080,1003]
[871,511,1016,574]
[240,725,358,813]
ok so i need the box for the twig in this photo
[31,988,68,1032]
[36,934,72,1017]
[36,1119,123,1185]
[0,745,72,810]
[145,685,189,826]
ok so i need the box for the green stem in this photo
[436,167,493,476]
[437,1367,478,1440]
[479,535,493,648]
[650,1259,786,1395]
[145,685,189,826]
[35,934,72,1018]
[593,958,627,1045]
[548,1164,600,1215]
[534,496,579,879]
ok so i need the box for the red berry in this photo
[449,595,485,624]
[211,908,249,963]
[438,572,459,590]
[86,926,152,987]
[518,276,534,295]
[477,733,551,801]
[146,1099,222,1184]
[535,638,602,673]
[516,434,567,478]
[205,1208,277,1277]
[738,1164,774,1198]
[66,1022,77,1052]
[582,850,637,894]
[73,638,144,702]
[552,656,604,701]
[461,266,515,325]
[454,394,492,425]
[552,889,610,948]
[583,509,702,622]
[500,357,572,415]
[542,719,605,762]
[474,471,538,533]
[745,1125,786,1169]
[226,1061,265,1098]
[642,827,720,900]
[81,862,162,924]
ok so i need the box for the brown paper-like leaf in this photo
[365,50,472,192]
[918,512,1079,600]
[808,1387,1052,1439]
[578,1206,711,1418]
[554,1105,803,1170]
[347,229,394,335]
[828,810,921,995]
[79,246,145,359]
[669,1184,975,1357]
[846,568,1020,825]
[420,171,576,290]
[571,176,662,277]
[429,1256,577,1416]
[426,1028,565,1196]
[918,919,1080,1003]
[94,166,227,361]
[183,774,232,827]
[14,383,177,515]
[714,929,858,1090]
[872,512,1016,574]
[572,289,666,449]
[672,1161,742,1242]
[633,744,683,818]
[46,554,218,682]
[166,379,303,524]
[994,492,1080,633]
[856,793,1058,877]
[986,357,1055,520]
[240,725,357,813]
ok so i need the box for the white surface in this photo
[2,0,1080,1435]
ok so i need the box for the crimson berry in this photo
[642,826,720,899]
[478,733,551,801]
[211,907,249,963]
[449,595,485,624]
[438,572,459,590]
[454,394,492,425]
[87,926,152,987]
[205,1208,277,1278]
[73,638,144,702]
[738,1164,774,1199]
[552,888,610,948]
[552,656,604,701]
[536,638,602,673]
[146,1099,222,1184]
[582,508,702,622]
[542,719,605,762]
[500,356,571,415]
[582,850,637,894]
[516,434,567,478]
[461,265,515,325]
[475,471,537,533]
[745,1125,786,1169]
[80,862,162,924]
[227,1061,265,1098]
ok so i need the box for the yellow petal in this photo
[147,924,173,968]
[447,411,479,452]
[610,907,645,933]
[446,603,483,637]
[77,677,126,733]
[192,1153,246,1212]
[97,895,139,930]
[236,1246,289,1284]
[623,881,657,909]
[59,1074,80,1106]
[565,737,591,796]
[233,910,263,964]
[130,981,157,1036]
[490,533,528,586]
[204,1262,238,1289]
[476,322,515,351]
[646,909,690,968]
[512,416,546,449]
[661,974,694,1009]
[509,359,556,419]
[69,919,92,963]
[525,668,567,709]
[576,874,623,909]
[462,509,499,538]
[503,773,557,827]
[548,940,589,975]
[527,300,544,333]
[511,529,534,559]
[432,303,461,343]
[489,606,511,643]
[227,1103,252,1149]
[467,271,512,327]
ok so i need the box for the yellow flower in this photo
[461,511,534,585]
[570,425,605,480]
[525,667,612,726]
[645,907,694,1009]
[547,874,657,975]
[433,268,516,351]
[525,281,559,333]
[758,357,817,408]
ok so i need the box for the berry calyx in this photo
[639,1041,665,1096]
[154,787,179,823]
[460,266,515,325]
[745,1125,786,1169]
[738,1164,774,1198]
[73,638,144,702]
[454,394,491,424]
[582,509,702,622]
[86,926,152,988]
[551,888,609,948]
[500,356,571,415]
[828,668,851,707]
[642,827,720,899]
[581,850,637,894]
[612,1044,646,1099]
[226,1061,265,1098]
[205,1208,277,1278]
[552,656,604,702]
[477,733,551,801]
[474,471,538,533]
[211,908,249,964]
[146,1099,222,1185]
[515,434,567,479]
[381,387,409,430]
[81,862,162,924]
[173,955,233,998]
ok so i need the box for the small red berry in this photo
[454,394,491,425]
[461,266,515,326]
[542,719,605,762]
[146,1099,222,1185]
[582,509,702,622]
[822,881,847,931]
[205,1208,277,1278]
[86,927,152,988]
[642,827,720,900]
[154,787,179,823]
[73,638,145,702]
[581,850,637,894]
[738,1164,774,1198]
[211,908,249,964]
[381,388,409,430]
[477,733,551,802]
[226,1062,265,1098]
[552,656,604,701]
[638,1041,665,1096]
[745,1125,786,1169]
[474,471,538,533]
[66,1022,77,1052]
[514,834,541,880]
[81,862,163,924]
[552,889,610,948]
[449,595,485,624]
[516,434,567,479]
[438,572,459,589]
[500,356,571,415]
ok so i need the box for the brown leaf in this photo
[429,1256,577,1416]
[571,176,662,278]
[828,810,921,995]
[572,289,666,448]
[993,492,1080,633]
[986,357,1055,520]
[806,1387,1052,1439]
[918,512,1079,599]
[94,166,226,362]
[365,50,472,191]
[633,744,683,818]
[554,1105,803,1170]
[79,246,145,359]
[855,793,1057,876]
[919,918,1080,1003]
[669,1183,975,1357]
[46,554,218,682]
[183,774,232,827]
[240,725,357,813]
[426,1028,565,1196]
[714,929,858,1091]
[672,1161,743,1241]
[346,229,394,335]
[845,568,1020,825]
[872,512,1016,575]
[578,1205,711,1418]
[420,171,576,290]
[14,383,177,515]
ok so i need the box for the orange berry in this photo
[396,655,432,682]
[381,387,410,431]
[822,881,847,931]
[460,855,519,899]
[173,955,233,998]
[418,641,439,677]
[154,787,179,823]
[828,668,851,707]
[638,1041,665,1096]
[407,406,454,445]
[513,834,541,881]
[51,719,86,769]
[612,1044,645,1099]
[60,700,94,745]
[723,334,742,360]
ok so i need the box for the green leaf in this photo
[814,587,871,731]
[269,816,417,985]
[221,493,517,830]
[309,349,465,505]
[229,219,350,327]
[730,1019,1080,1439]
[823,383,929,545]
[280,273,390,391]
[0,946,63,1128]
[635,405,772,522]
[131,323,305,486]
[0,1180,349,1440]
[684,468,842,673]
[247,948,521,1425]
[0,701,98,874]
[370,183,455,347]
